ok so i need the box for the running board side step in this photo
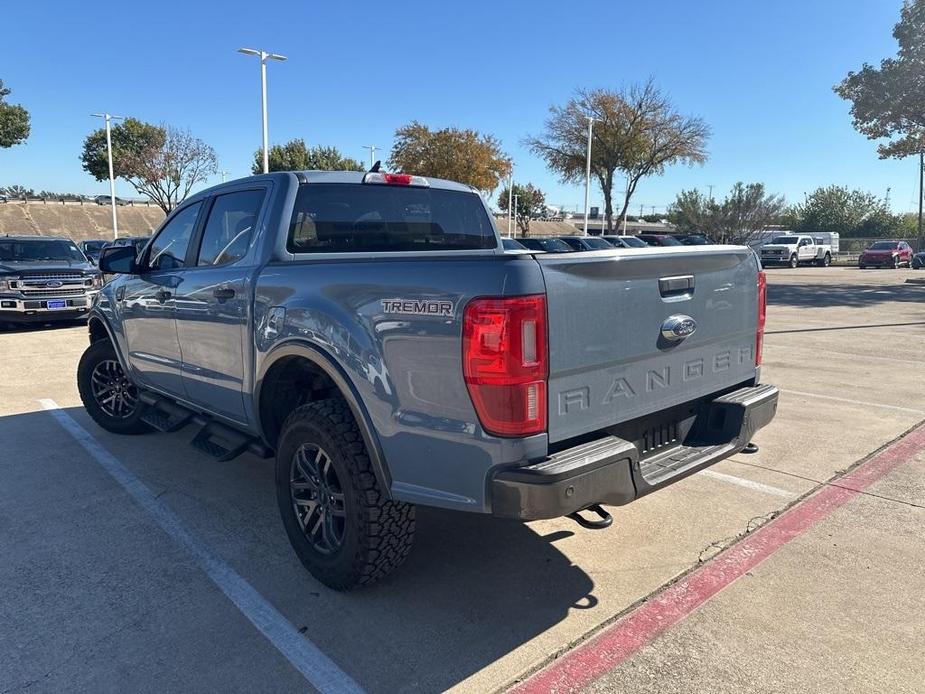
[190,421,270,462]
[138,391,270,461]
[139,392,194,432]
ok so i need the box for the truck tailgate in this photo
[537,246,760,443]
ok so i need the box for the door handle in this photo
[213,287,236,301]
[155,289,172,303]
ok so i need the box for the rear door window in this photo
[287,183,496,253]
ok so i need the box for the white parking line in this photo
[38,399,364,694]
[781,388,925,415]
[700,469,792,498]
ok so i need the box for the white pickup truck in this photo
[759,234,833,268]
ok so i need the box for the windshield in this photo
[868,242,897,250]
[83,241,106,252]
[620,236,647,248]
[659,236,683,246]
[287,184,496,253]
[772,236,801,244]
[681,235,709,245]
[0,239,86,262]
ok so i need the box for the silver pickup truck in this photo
[80,171,778,589]
[0,235,102,327]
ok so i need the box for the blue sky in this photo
[1,1,919,214]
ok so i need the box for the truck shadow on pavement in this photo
[1,405,598,693]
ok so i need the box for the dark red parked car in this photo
[858,240,913,269]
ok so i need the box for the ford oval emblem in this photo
[45,280,64,288]
[661,314,697,341]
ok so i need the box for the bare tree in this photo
[81,119,217,214]
[525,81,710,231]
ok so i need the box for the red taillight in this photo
[463,295,548,437]
[756,271,767,366]
[383,173,413,185]
[363,172,429,187]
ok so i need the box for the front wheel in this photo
[275,399,415,590]
[789,254,798,268]
[77,339,149,434]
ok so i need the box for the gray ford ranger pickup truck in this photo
[79,170,778,590]
[1,235,102,327]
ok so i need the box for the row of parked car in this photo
[502,233,712,253]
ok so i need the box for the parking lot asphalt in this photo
[1,266,923,693]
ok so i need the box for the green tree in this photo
[834,1,925,160]
[525,81,710,231]
[81,118,217,214]
[0,79,30,148]
[497,183,546,235]
[252,138,363,174]
[388,121,511,193]
[668,182,785,243]
[793,185,896,237]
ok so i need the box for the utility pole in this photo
[707,184,715,200]
[362,145,378,169]
[507,168,514,237]
[238,48,287,174]
[583,116,594,235]
[622,175,630,233]
[513,194,519,237]
[918,152,924,251]
[90,113,124,240]
[220,170,229,183]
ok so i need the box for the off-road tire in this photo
[275,398,415,590]
[789,254,798,268]
[77,339,150,435]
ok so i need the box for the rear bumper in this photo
[491,384,779,520]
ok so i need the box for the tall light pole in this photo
[91,113,124,240]
[220,170,229,183]
[362,145,378,169]
[238,48,287,174]
[583,116,594,235]
[507,168,514,237]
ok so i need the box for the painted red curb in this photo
[512,423,925,694]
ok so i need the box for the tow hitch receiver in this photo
[567,504,613,530]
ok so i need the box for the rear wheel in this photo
[816,253,831,267]
[275,399,415,590]
[789,254,798,268]
[77,339,149,434]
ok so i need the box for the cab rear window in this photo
[287,183,496,253]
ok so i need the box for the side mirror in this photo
[99,245,137,274]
